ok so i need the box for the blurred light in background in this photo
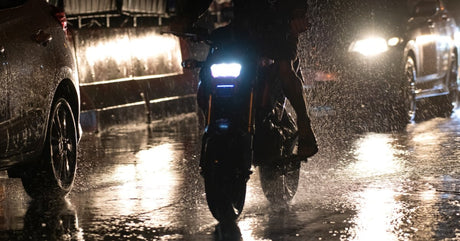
[75,30,183,84]
[85,34,181,67]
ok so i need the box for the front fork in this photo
[199,89,255,178]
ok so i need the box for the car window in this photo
[0,0,26,9]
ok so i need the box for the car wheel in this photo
[404,56,417,122]
[21,98,78,199]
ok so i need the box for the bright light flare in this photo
[211,63,242,78]
[387,37,401,46]
[350,37,389,56]
[84,32,182,70]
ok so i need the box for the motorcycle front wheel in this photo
[204,170,247,223]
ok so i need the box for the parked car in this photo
[303,0,460,129]
[0,0,80,199]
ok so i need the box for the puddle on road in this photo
[293,114,460,241]
[1,112,460,240]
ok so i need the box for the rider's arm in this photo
[288,0,308,35]
[171,0,214,32]
[175,0,214,20]
[289,0,307,18]
[169,0,212,32]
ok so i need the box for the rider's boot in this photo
[298,124,318,158]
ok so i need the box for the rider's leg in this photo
[278,60,318,158]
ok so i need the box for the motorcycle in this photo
[171,26,306,222]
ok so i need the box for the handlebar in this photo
[160,29,212,45]
[161,29,211,69]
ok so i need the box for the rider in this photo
[172,0,318,158]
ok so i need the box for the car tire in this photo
[21,98,78,199]
[392,55,417,130]
[404,56,417,122]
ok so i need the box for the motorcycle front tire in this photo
[204,169,247,223]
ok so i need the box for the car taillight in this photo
[54,10,67,33]
[51,4,67,33]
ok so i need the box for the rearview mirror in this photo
[182,59,203,69]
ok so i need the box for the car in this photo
[0,0,80,199]
[303,0,460,129]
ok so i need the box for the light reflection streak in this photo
[416,34,438,45]
[408,121,446,160]
[346,133,405,240]
[238,218,256,241]
[412,132,437,143]
[238,218,271,241]
[112,143,178,216]
[349,133,402,178]
[348,188,402,241]
[420,188,436,202]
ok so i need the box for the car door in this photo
[433,0,455,91]
[415,1,439,80]
[408,0,448,94]
[0,0,58,155]
[427,0,451,91]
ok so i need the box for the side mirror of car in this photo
[182,59,203,69]
[413,1,438,17]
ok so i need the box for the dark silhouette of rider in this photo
[172,0,318,158]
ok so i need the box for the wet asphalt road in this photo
[1,110,460,241]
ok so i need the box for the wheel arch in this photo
[52,79,80,140]
[406,51,417,70]
[451,47,459,86]
[404,39,418,74]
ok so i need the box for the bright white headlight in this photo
[387,37,401,47]
[349,37,389,57]
[210,63,242,78]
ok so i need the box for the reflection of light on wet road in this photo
[412,132,437,143]
[420,187,436,202]
[61,112,460,240]
[112,143,179,216]
[409,120,448,162]
[345,133,406,240]
[349,133,402,177]
[348,188,402,241]
[238,218,261,241]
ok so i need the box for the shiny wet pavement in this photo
[1,111,460,240]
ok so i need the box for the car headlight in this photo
[387,37,401,47]
[349,37,397,57]
[210,63,242,78]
